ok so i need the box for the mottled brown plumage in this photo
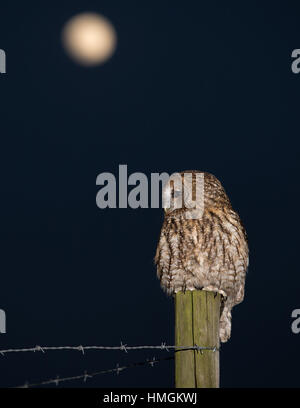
[155,171,249,342]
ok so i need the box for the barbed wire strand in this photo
[0,342,219,356]
[16,355,175,388]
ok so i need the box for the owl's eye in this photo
[173,190,181,198]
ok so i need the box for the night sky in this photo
[0,0,299,388]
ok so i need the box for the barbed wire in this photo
[16,355,175,388]
[0,342,219,356]
[2,342,219,388]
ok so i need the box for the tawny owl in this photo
[155,171,249,342]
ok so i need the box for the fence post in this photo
[175,290,220,388]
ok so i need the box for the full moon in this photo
[62,13,117,66]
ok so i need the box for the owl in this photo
[155,171,249,342]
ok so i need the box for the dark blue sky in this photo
[0,0,299,387]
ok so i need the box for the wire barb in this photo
[160,342,169,352]
[194,344,204,354]
[77,345,85,355]
[148,356,157,367]
[115,363,121,375]
[83,371,90,383]
[120,341,128,353]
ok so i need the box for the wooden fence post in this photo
[175,290,220,388]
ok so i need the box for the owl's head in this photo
[162,171,231,219]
